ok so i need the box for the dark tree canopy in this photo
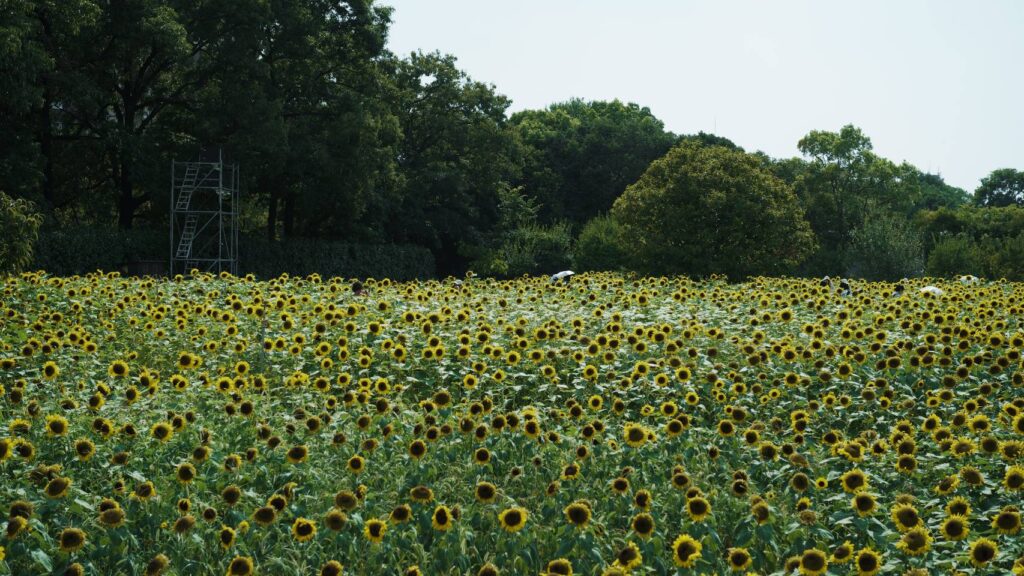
[974,168,1024,207]
[511,99,675,226]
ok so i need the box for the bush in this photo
[474,222,572,278]
[847,209,924,280]
[925,234,987,278]
[611,141,816,278]
[33,225,167,275]
[0,191,43,274]
[574,214,628,271]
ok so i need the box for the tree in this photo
[511,100,675,225]
[386,51,520,275]
[0,191,43,274]
[793,125,921,274]
[914,172,970,212]
[848,207,924,280]
[974,168,1024,207]
[574,214,629,271]
[611,141,816,278]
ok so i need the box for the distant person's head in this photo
[352,281,364,296]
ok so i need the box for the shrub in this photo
[925,234,986,279]
[848,209,924,280]
[612,141,815,278]
[0,191,43,274]
[574,214,628,271]
[475,222,572,278]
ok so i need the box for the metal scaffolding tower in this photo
[169,150,239,276]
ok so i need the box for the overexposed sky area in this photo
[384,0,1023,192]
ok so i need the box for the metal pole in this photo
[218,148,223,273]
[169,161,175,277]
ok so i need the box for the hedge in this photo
[31,225,435,280]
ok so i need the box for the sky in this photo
[383,0,1023,192]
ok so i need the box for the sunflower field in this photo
[1,271,1023,576]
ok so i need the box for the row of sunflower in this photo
[1,271,1023,574]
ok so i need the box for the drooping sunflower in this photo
[58,527,87,553]
[614,542,642,571]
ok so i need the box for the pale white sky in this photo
[384,0,1023,192]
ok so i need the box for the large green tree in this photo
[974,168,1024,207]
[611,141,815,278]
[511,99,675,225]
[790,125,921,274]
[386,51,520,275]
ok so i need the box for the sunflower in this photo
[320,561,343,576]
[291,517,316,542]
[543,558,573,576]
[44,476,72,499]
[225,556,254,576]
[1005,465,1024,491]
[830,541,854,564]
[890,503,921,532]
[631,512,655,538]
[623,423,647,448]
[325,509,348,531]
[219,526,236,549]
[614,542,642,571]
[477,563,499,576]
[726,547,752,571]
[431,505,453,531]
[896,526,931,557]
[798,548,828,576]
[564,501,591,528]
[992,506,1022,535]
[390,504,412,524]
[941,515,969,541]
[150,422,173,442]
[852,493,876,517]
[97,507,126,528]
[840,469,868,493]
[108,360,129,378]
[853,548,882,576]
[145,554,170,576]
[946,496,971,517]
[45,415,69,436]
[364,518,387,543]
[498,507,528,532]
[968,537,998,567]
[410,485,434,503]
[474,481,497,503]
[286,445,308,464]
[252,506,277,526]
[685,496,711,522]
[347,455,365,474]
[58,527,87,553]
[670,534,702,568]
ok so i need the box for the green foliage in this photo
[511,99,675,225]
[241,238,435,280]
[848,208,924,280]
[612,141,816,279]
[0,191,43,273]
[791,125,922,275]
[573,214,629,272]
[974,168,1024,207]
[925,232,1024,281]
[387,51,520,275]
[32,225,168,275]
[925,234,987,278]
[916,205,1024,250]
[471,187,572,277]
[914,172,971,211]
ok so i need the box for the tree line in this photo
[2,0,1022,279]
